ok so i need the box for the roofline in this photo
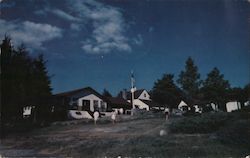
[53,86,100,97]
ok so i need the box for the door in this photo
[82,100,90,111]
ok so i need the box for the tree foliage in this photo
[177,57,201,100]
[201,67,230,110]
[102,88,112,97]
[151,74,182,109]
[1,36,52,125]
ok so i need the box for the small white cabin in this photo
[226,101,241,112]
[178,100,188,111]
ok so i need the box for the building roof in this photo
[140,99,162,107]
[178,100,188,108]
[54,87,106,100]
[126,89,145,100]
[106,97,131,109]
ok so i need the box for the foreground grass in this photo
[1,112,249,158]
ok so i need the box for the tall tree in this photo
[244,83,250,100]
[102,88,112,97]
[201,67,230,110]
[152,74,182,109]
[177,57,201,100]
[1,36,17,122]
[1,36,52,125]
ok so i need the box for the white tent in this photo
[178,100,188,110]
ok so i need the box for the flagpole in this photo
[131,70,136,115]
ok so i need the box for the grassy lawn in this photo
[0,112,249,158]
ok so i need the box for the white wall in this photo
[226,101,241,112]
[138,90,151,100]
[134,99,149,111]
[211,103,219,111]
[68,110,93,119]
[78,94,106,112]
[23,106,33,116]
[178,101,188,110]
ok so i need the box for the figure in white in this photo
[164,108,170,121]
[93,111,99,125]
[111,112,116,124]
[119,108,124,115]
[115,109,118,114]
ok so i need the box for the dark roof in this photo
[54,87,106,100]
[106,97,131,109]
[127,89,145,100]
[140,99,162,107]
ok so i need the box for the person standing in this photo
[164,108,170,120]
[111,112,116,124]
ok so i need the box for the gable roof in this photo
[140,99,162,107]
[178,100,188,109]
[54,87,105,100]
[106,97,131,109]
[126,89,147,100]
[106,97,130,105]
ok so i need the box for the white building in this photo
[126,89,158,111]
[178,100,189,111]
[55,87,108,119]
[226,101,241,112]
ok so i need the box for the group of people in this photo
[93,109,120,125]
[93,107,170,125]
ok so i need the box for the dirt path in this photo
[0,117,168,157]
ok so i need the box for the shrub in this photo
[169,112,231,134]
[217,119,250,149]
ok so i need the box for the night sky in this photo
[1,0,249,95]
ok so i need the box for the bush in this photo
[217,119,250,148]
[169,112,231,134]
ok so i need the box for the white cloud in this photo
[69,0,132,54]
[133,34,143,45]
[51,9,81,22]
[0,19,63,49]
[70,23,81,31]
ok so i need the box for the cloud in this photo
[133,34,143,45]
[51,9,81,22]
[149,26,154,33]
[70,23,81,31]
[0,19,63,49]
[69,0,132,54]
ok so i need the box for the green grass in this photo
[169,112,231,134]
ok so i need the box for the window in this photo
[144,93,146,98]
[100,101,106,112]
[82,100,90,111]
[94,100,99,111]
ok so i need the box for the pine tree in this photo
[152,74,182,109]
[201,67,230,110]
[1,36,52,126]
[102,88,112,97]
[177,57,201,100]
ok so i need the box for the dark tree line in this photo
[151,57,250,110]
[1,36,53,129]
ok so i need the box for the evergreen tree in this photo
[227,84,250,106]
[152,74,182,109]
[201,67,230,110]
[177,57,201,100]
[1,36,52,126]
[31,54,52,123]
[1,36,17,122]
[244,83,250,100]
[102,88,112,97]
